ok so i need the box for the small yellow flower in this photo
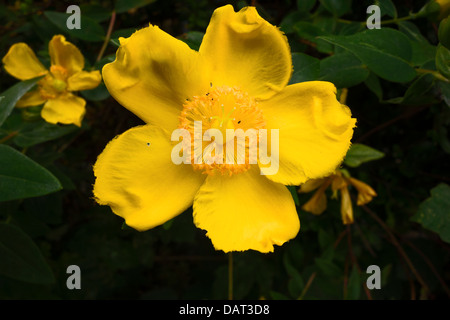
[436,0,450,19]
[2,35,102,127]
[93,5,356,253]
[299,170,377,225]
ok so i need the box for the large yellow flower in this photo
[2,35,102,127]
[93,5,356,253]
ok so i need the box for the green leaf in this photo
[81,82,111,102]
[287,186,300,206]
[115,0,156,13]
[319,29,416,83]
[436,44,450,79]
[319,51,370,88]
[439,17,450,50]
[346,267,361,300]
[364,72,383,100]
[398,21,437,67]
[297,0,316,13]
[289,53,320,84]
[44,11,105,42]
[438,80,450,106]
[319,0,352,17]
[315,257,341,277]
[179,31,204,51]
[0,222,55,284]
[283,253,304,297]
[376,0,397,18]
[344,143,385,167]
[0,145,62,202]
[0,77,43,127]
[12,122,78,148]
[411,183,450,243]
[293,21,334,54]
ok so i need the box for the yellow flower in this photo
[2,35,102,127]
[436,0,450,20]
[299,170,377,225]
[93,5,356,253]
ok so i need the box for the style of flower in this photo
[2,35,102,127]
[298,170,377,225]
[93,5,356,253]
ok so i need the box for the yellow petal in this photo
[2,43,47,80]
[16,89,46,108]
[41,93,86,127]
[193,166,299,253]
[331,174,347,192]
[199,5,292,100]
[259,81,356,185]
[49,35,84,76]
[102,25,211,132]
[340,187,354,225]
[298,178,327,193]
[67,70,102,91]
[93,125,206,231]
[348,177,377,206]
[301,180,330,215]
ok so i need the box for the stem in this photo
[0,131,18,144]
[347,226,373,300]
[416,68,449,82]
[361,204,430,294]
[96,11,116,63]
[298,272,316,300]
[228,252,233,300]
[337,13,417,26]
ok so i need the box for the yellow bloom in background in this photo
[2,35,102,127]
[436,0,450,19]
[299,170,377,225]
[93,5,356,253]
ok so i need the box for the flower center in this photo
[178,86,266,175]
[39,65,68,99]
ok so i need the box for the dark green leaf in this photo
[0,77,42,127]
[319,29,416,83]
[346,267,361,300]
[0,222,55,284]
[411,183,450,243]
[439,17,450,50]
[344,143,385,167]
[0,145,62,202]
[44,11,105,42]
[297,0,316,13]
[81,82,111,102]
[364,72,383,100]
[436,44,450,79]
[289,53,320,84]
[320,0,352,17]
[438,80,450,106]
[13,122,78,148]
[376,0,397,18]
[180,31,204,51]
[287,186,300,206]
[115,0,156,13]
[315,257,341,277]
[293,21,334,54]
[319,51,370,88]
[398,21,437,66]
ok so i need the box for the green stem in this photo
[338,13,417,26]
[416,68,449,82]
